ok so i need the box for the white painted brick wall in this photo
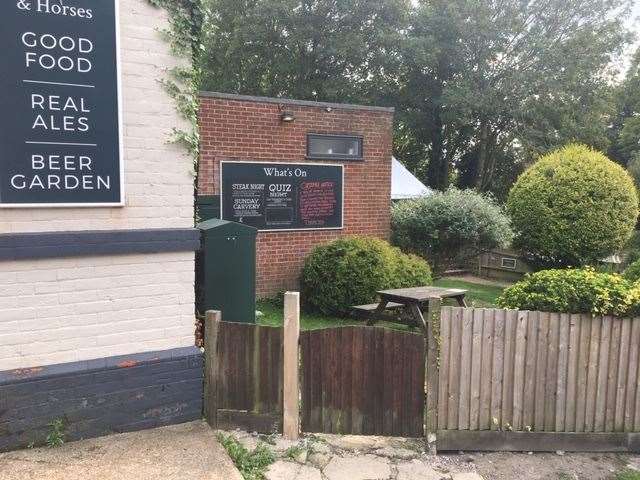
[0,252,196,371]
[0,0,197,370]
[0,0,194,233]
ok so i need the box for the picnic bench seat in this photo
[352,302,405,313]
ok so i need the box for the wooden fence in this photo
[204,312,284,433]
[300,326,425,437]
[203,302,640,452]
[437,307,640,451]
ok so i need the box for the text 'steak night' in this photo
[0,0,123,207]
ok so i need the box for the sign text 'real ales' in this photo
[0,0,123,207]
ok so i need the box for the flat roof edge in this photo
[199,91,395,113]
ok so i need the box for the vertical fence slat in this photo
[438,307,452,431]
[605,318,622,432]
[555,313,571,432]
[321,329,331,434]
[523,311,539,430]
[331,329,343,434]
[459,308,474,430]
[501,310,517,430]
[342,327,354,435]
[372,328,385,435]
[448,309,463,430]
[382,328,394,435]
[575,314,592,432]
[246,325,255,412]
[351,328,364,435]
[585,317,602,432]
[491,309,505,431]
[470,309,484,430]
[625,319,640,431]
[615,318,632,432]
[479,309,494,430]
[544,313,560,431]
[393,326,404,436]
[565,314,581,432]
[534,312,550,431]
[594,316,612,432]
[513,311,528,431]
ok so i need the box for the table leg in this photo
[367,300,389,326]
[408,303,427,331]
[456,295,468,308]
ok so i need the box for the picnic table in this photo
[352,286,468,329]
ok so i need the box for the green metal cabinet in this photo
[197,218,258,324]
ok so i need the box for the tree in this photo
[610,48,640,167]
[391,188,513,275]
[507,144,639,267]
[198,0,409,104]
[395,0,633,192]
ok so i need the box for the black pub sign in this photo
[0,0,123,207]
[221,161,344,231]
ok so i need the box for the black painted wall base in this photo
[0,347,203,452]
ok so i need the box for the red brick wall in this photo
[198,93,394,298]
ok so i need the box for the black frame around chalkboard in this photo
[220,161,345,232]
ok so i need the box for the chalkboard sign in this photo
[221,161,344,231]
[0,0,123,207]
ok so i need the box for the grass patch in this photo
[257,279,505,331]
[616,470,640,480]
[217,433,275,480]
[257,298,415,332]
[433,278,504,308]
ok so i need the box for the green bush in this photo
[497,268,636,316]
[301,236,432,315]
[507,144,639,267]
[624,259,640,283]
[391,188,513,276]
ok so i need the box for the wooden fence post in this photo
[425,298,441,454]
[283,292,300,440]
[204,310,221,429]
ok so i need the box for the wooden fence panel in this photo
[300,326,425,437]
[439,307,640,434]
[211,321,284,432]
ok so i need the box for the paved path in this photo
[0,421,242,480]
[229,430,638,480]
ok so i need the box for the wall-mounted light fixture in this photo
[278,104,295,123]
[280,111,295,123]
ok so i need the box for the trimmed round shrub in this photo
[624,259,640,283]
[497,268,635,316]
[391,188,513,276]
[507,144,639,267]
[301,236,432,315]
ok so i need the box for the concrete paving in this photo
[0,421,242,480]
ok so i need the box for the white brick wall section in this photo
[0,0,194,233]
[0,252,196,371]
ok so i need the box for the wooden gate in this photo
[204,313,284,433]
[299,326,425,437]
[437,307,640,452]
